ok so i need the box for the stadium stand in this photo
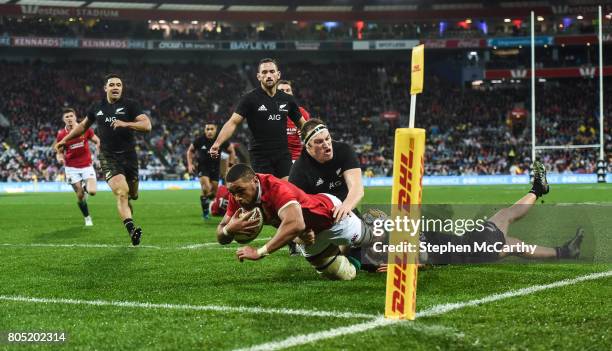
[0,59,609,181]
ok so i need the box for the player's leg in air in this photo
[486,161,583,260]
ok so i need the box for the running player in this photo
[209,58,306,179]
[186,123,235,219]
[55,107,100,226]
[55,74,151,246]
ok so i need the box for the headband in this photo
[302,124,328,145]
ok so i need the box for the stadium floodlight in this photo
[17,0,85,6]
[227,5,288,12]
[87,2,156,9]
[157,4,224,11]
[296,6,353,12]
[363,5,418,11]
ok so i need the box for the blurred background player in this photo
[209,184,230,217]
[186,123,235,219]
[55,74,151,246]
[54,107,100,226]
[209,58,306,179]
[276,80,310,162]
[217,164,385,280]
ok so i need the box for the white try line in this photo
[0,238,273,251]
[0,295,378,320]
[234,270,612,351]
[0,243,161,249]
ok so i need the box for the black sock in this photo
[77,200,89,217]
[200,195,209,214]
[123,218,135,234]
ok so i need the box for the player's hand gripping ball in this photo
[233,207,264,244]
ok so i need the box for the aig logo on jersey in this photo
[268,114,281,121]
[329,180,342,189]
[105,116,117,123]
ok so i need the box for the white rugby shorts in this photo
[299,194,362,257]
[65,165,96,185]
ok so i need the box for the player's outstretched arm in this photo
[54,143,65,165]
[90,133,101,154]
[334,168,365,222]
[210,113,243,158]
[236,203,305,261]
[111,114,151,133]
[55,117,93,152]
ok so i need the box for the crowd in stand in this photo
[0,60,610,182]
[2,16,608,42]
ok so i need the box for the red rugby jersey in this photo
[56,128,94,168]
[226,173,335,234]
[287,106,310,161]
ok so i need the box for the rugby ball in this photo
[234,207,264,244]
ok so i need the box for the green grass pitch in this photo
[0,184,610,350]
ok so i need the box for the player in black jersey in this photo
[289,119,364,223]
[209,58,306,179]
[187,123,235,219]
[55,74,152,246]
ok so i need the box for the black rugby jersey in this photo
[85,98,144,153]
[289,141,360,201]
[234,86,301,154]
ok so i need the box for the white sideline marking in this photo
[0,295,377,320]
[234,270,612,351]
[0,243,161,249]
[178,237,271,249]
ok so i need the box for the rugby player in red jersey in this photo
[216,164,384,280]
[55,108,100,226]
[276,80,310,162]
[209,184,230,216]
